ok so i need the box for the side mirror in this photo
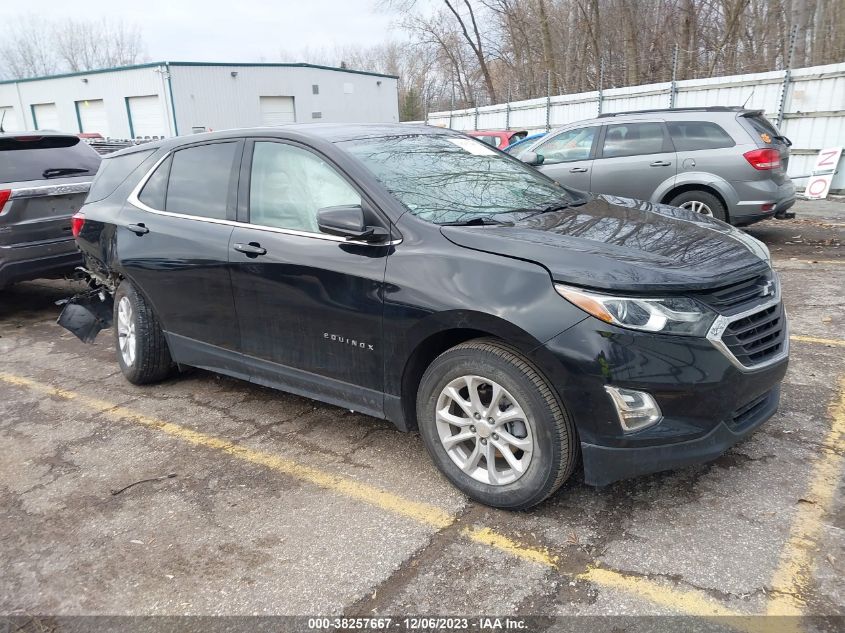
[520,151,545,166]
[317,205,389,242]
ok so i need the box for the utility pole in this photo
[777,25,798,128]
[448,84,455,129]
[670,44,679,108]
[597,61,605,115]
[545,70,552,131]
[505,87,511,131]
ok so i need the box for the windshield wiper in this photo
[42,167,90,179]
[439,216,513,227]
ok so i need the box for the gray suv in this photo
[0,132,100,289]
[518,106,795,225]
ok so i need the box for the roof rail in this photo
[597,106,747,118]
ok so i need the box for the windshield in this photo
[338,133,575,225]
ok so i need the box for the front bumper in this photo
[581,386,780,485]
[533,312,788,486]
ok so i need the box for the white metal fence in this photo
[422,62,845,191]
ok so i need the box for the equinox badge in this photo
[324,332,374,351]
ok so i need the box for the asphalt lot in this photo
[1,199,843,631]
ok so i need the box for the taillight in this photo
[744,148,781,170]
[71,212,85,238]
[0,189,10,215]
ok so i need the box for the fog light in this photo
[604,386,662,432]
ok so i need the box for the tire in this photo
[416,338,578,509]
[668,190,727,222]
[113,280,173,385]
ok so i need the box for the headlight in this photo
[555,284,716,336]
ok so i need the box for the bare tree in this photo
[443,1,498,102]
[0,15,147,80]
[55,18,146,72]
[0,15,62,79]
[385,0,845,113]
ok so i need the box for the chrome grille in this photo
[694,270,775,313]
[706,275,788,371]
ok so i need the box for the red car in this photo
[467,130,528,149]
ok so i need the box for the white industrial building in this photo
[0,62,399,139]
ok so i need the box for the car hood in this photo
[440,194,771,293]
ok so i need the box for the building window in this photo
[312,112,322,119]
[312,84,319,95]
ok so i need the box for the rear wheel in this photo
[669,190,727,222]
[113,281,173,385]
[416,339,577,509]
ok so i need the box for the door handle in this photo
[650,160,671,167]
[569,167,588,173]
[233,242,267,256]
[126,223,149,235]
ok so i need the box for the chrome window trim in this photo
[126,150,401,247]
[705,277,789,372]
[10,182,92,199]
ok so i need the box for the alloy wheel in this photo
[679,200,713,216]
[117,296,137,367]
[435,375,534,485]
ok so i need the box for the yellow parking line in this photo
[766,376,845,617]
[0,372,454,532]
[0,372,777,625]
[790,335,845,348]
[462,526,559,567]
[580,568,770,633]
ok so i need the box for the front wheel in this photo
[416,339,578,509]
[113,281,173,385]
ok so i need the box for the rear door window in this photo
[87,149,155,202]
[164,142,239,219]
[601,122,668,158]
[0,135,101,183]
[667,121,735,151]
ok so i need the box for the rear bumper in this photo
[730,179,796,225]
[581,386,780,486]
[0,241,82,287]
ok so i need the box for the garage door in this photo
[32,103,60,131]
[76,99,109,137]
[259,96,296,126]
[0,106,20,132]
[127,95,166,138]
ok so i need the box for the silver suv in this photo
[0,132,100,289]
[518,106,795,225]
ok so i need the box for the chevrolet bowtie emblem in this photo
[760,280,775,297]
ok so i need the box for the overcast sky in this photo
[25,0,403,63]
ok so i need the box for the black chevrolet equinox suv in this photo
[63,124,789,509]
